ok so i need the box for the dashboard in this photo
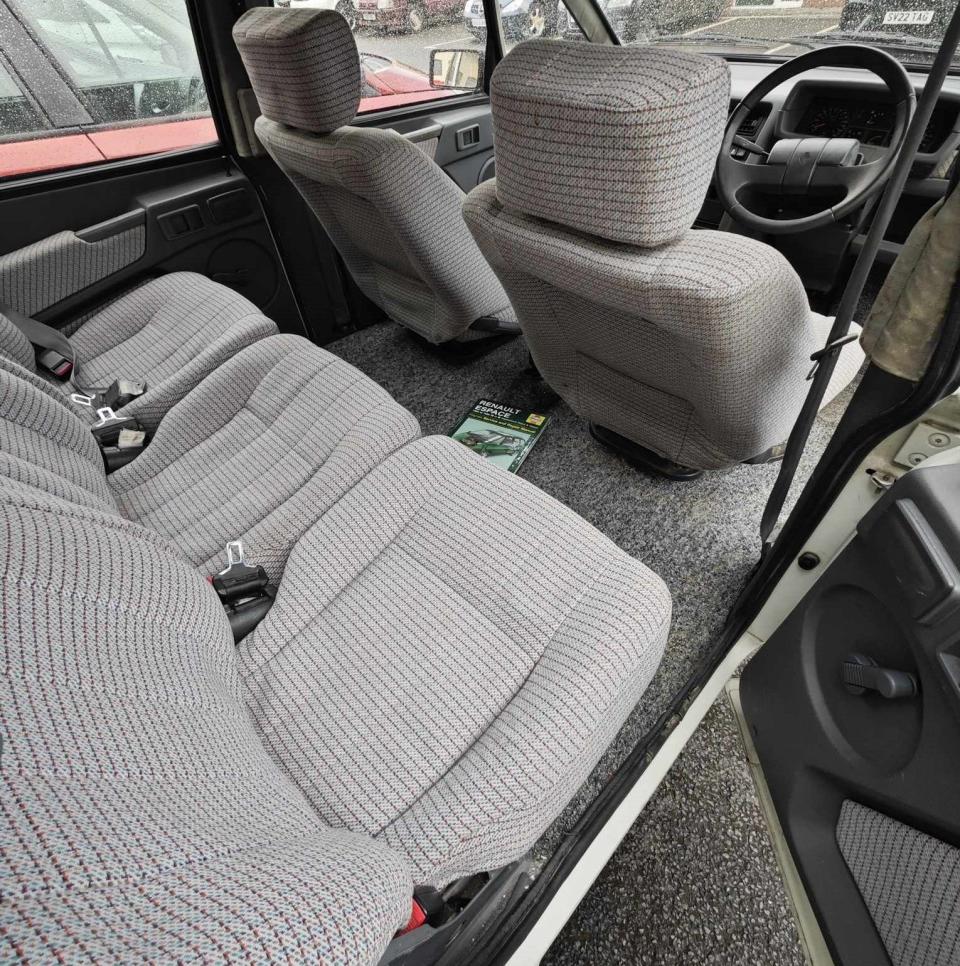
[698,61,960,293]
[797,94,958,152]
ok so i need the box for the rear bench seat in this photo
[0,281,672,962]
[0,272,277,431]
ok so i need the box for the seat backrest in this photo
[464,41,832,469]
[234,7,513,344]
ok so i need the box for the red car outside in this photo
[0,0,455,181]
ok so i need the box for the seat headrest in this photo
[234,7,361,135]
[490,41,730,248]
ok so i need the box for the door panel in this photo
[384,102,496,193]
[0,157,306,334]
[741,462,960,966]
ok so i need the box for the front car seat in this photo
[234,7,518,345]
[463,40,864,475]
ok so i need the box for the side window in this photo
[274,0,486,113]
[495,0,585,54]
[0,59,44,138]
[0,0,217,181]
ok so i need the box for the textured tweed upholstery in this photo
[0,311,35,371]
[465,181,863,468]
[256,121,516,343]
[239,435,671,885]
[490,41,730,247]
[0,483,412,963]
[837,800,960,966]
[0,224,145,316]
[234,7,515,344]
[0,362,114,512]
[234,7,361,135]
[110,334,420,581]
[70,272,279,431]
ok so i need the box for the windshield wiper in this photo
[649,32,817,51]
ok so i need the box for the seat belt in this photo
[1,301,146,408]
[1,301,77,380]
[758,17,960,550]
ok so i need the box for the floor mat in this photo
[331,323,855,853]
[542,692,806,966]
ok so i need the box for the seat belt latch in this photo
[100,378,147,410]
[211,541,276,642]
[91,406,148,471]
[37,348,73,380]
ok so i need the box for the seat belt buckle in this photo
[212,541,271,601]
[100,378,147,410]
[91,406,148,471]
[91,406,141,447]
[37,348,73,380]
[211,541,275,642]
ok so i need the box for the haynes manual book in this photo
[450,399,550,473]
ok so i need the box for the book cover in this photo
[450,399,550,473]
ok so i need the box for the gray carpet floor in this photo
[542,692,806,966]
[330,322,854,852]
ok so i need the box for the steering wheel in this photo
[715,45,915,234]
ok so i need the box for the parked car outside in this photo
[274,0,359,31]
[838,0,955,39]
[355,0,462,34]
[465,0,722,44]
[357,52,461,110]
[464,0,569,41]
[602,0,725,43]
[0,0,217,179]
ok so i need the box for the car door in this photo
[0,0,328,340]
[740,458,960,966]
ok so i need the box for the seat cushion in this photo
[0,483,412,964]
[70,272,278,430]
[109,333,420,581]
[238,435,671,885]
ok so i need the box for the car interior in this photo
[2,0,960,963]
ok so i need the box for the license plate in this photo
[361,11,377,19]
[471,16,484,25]
[882,9,934,24]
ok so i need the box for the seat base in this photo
[407,327,517,363]
[590,424,704,481]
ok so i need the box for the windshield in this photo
[606,0,958,68]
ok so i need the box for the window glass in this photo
[606,0,958,71]
[0,0,216,180]
[275,0,487,112]
[495,0,585,54]
[0,60,44,138]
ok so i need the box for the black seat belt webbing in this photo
[759,8,960,548]
[1,302,77,375]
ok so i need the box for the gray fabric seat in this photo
[0,332,420,581]
[1,337,670,868]
[0,482,413,964]
[0,271,278,432]
[233,7,517,345]
[463,41,864,471]
[240,435,671,885]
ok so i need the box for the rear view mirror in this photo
[430,48,484,91]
